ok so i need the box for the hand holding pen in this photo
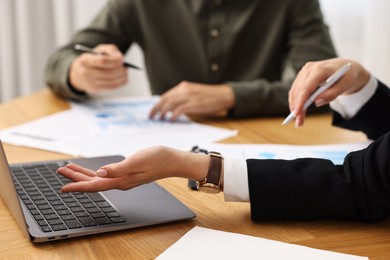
[69,44,139,94]
[283,59,371,127]
[74,44,141,70]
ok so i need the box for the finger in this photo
[149,99,164,119]
[88,66,128,81]
[90,71,128,90]
[65,163,97,176]
[314,76,352,104]
[155,98,171,121]
[170,105,185,122]
[295,73,324,113]
[61,178,115,193]
[82,67,127,84]
[94,44,122,57]
[293,67,333,117]
[294,111,307,127]
[57,167,95,182]
[61,172,146,193]
[289,67,310,112]
[94,44,125,67]
[78,69,127,92]
[158,98,186,120]
[95,159,142,179]
[170,101,197,121]
[79,52,124,70]
[149,96,183,120]
[149,85,181,119]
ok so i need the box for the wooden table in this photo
[1,89,389,259]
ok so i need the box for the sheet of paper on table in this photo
[192,142,371,164]
[156,226,368,260]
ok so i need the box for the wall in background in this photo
[1,0,56,101]
[320,0,390,85]
[0,0,389,103]
[0,0,148,103]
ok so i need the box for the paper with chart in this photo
[156,226,368,260]
[193,142,371,164]
[0,96,238,157]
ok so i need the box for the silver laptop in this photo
[0,139,195,242]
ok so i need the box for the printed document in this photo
[0,96,237,156]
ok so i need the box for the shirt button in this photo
[210,63,219,72]
[210,29,220,38]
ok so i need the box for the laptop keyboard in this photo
[10,162,126,233]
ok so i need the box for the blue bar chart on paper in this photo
[195,142,371,165]
[76,97,189,131]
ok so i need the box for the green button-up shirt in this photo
[46,0,336,117]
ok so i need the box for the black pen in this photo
[74,44,141,70]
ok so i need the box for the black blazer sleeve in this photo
[332,80,390,140]
[247,80,390,222]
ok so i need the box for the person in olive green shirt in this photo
[45,0,336,120]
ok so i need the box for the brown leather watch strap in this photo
[206,151,223,186]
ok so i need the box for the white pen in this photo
[282,62,352,126]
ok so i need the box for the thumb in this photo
[96,162,128,178]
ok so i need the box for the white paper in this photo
[156,226,368,260]
[193,142,371,164]
[0,96,237,157]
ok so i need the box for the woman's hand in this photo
[288,58,370,127]
[57,146,209,193]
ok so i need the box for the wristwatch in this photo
[196,151,223,194]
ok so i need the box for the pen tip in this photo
[282,113,295,126]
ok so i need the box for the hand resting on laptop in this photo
[57,146,211,193]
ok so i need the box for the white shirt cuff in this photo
[330,75,378,119]
[223,158,250,202]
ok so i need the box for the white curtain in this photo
[0,0,389,103]
[320,0,390,85]
[0,0,148,103]
[0,0,74,102]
